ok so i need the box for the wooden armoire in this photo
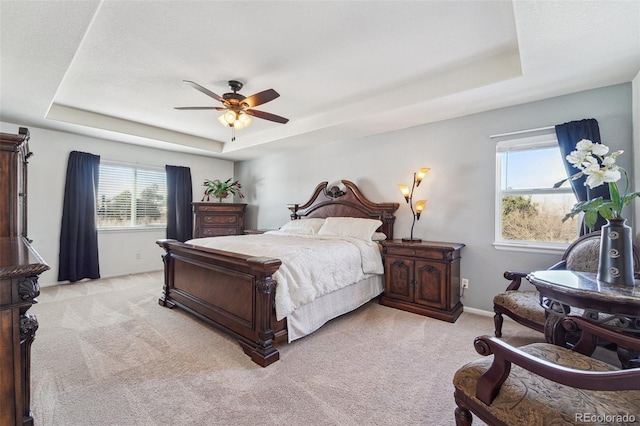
[0,127,49,426]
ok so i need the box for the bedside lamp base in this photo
[402,237,422,243]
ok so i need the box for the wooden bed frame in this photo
[156,180,398,367]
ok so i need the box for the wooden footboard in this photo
[156,239,286,367]
[156,179,398,367]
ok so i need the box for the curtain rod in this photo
[101,157,164,170]
[490,125,555,139]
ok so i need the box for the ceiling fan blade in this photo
[242,89,280,108]
[183,80,224,102]
[246,109,289,124]
[174,106,222,110]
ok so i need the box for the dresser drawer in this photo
[201,226,238,237]
[202,214,238,225]
[192,202,246,238]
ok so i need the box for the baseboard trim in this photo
[40,268,163,287]
[463,306,519,323]
[462,306,494,317]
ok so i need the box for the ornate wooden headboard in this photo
[287,180,399,239]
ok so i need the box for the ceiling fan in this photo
[175,80,289,140]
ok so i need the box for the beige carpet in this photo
[30,271,545,426]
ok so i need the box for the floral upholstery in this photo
[493,291,586,327]
[493,291,546,326]
[493,235,601,336]
[565,238,601,272]
[453,343,640,425]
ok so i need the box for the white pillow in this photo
[278,218,326,235]
[318,217,383,242]
[372,232,387,241]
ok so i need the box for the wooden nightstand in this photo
[192,202,246,237]
[380,240,465,322]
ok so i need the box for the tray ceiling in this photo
[1,1,638,160]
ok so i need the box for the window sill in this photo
[98,226,165,234]
[493,241,568,255]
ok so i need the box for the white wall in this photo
[0,122,234,286]
[235,83,634,312]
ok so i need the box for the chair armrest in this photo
[473,317,640,405]
[502,271,528,291]
[564,316,640,354]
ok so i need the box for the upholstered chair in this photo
[493,232,640,338]
[453,316,640,426]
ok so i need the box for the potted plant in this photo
[202,178,245,202]
[555,139,639,285]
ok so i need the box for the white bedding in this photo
[185,231,383,322]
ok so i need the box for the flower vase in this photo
[215,192,229,202]
[597,218,635,286]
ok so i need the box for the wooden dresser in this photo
[192,202,246,238]
[0,127,49,426]
[380,240,464,323]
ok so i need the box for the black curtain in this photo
[166,165,193,242]
[58,151,101,282]
[555,118,609,233]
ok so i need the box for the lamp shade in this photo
[416,168,431,185]
[415,200,427,213]
[397,184,410,198]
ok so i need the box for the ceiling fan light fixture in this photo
[217,114,230,127]
[179,80,288,140]
[235,113,252,130]
[224,110,237,124]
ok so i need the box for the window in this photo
[495,130,580,250]
[97,161,167,229]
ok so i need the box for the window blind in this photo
[97,161,167,228]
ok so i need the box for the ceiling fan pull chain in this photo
[231,126,236,142]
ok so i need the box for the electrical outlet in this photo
[136,252,141,260]
[461,278,469,289]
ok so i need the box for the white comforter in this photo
[185,232,383,321]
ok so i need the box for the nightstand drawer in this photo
[384,246,446,260]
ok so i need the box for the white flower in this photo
[580,155,600,173]
[559,141,640,230]
[566,150,587,166]
[604,168,621,182]
[590,143,609,156]
[584,168,621,189]
[602,155,616,167]
[610,149,624,158]
[575,139,593,151]
[566,143,623,187]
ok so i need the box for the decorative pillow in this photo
[372,232,387,241]
[278,218,326,235]
[318,217,383,242]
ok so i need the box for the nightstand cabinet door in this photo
[385,257,414,302]
[192,203,246,238]
[414,260,447,309]
[380,240,464,323]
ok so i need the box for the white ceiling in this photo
[1,1,639,161]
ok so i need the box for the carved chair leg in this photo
[493,312,503,338]
[455,406,473,426]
